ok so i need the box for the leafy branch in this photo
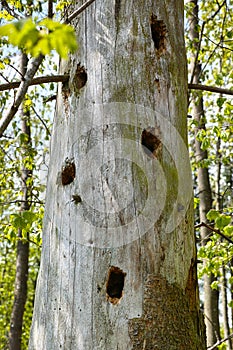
[195,221,233,244]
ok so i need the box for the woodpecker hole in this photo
[61,159,76,185]
[150,14,166,53]
[73,63,87,90]
[106,266,126,305]
[155,78,160,93]
[141,127,162,158]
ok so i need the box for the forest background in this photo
[0,0,232,349]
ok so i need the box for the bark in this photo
[216,136,232,350]
[29,1,205,349]
[9,54,31,350]
[188,0,220,346]
[220,266,232,350]
[231,261,233,332]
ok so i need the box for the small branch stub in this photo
[72,194,82,204]
[106,266,126,305]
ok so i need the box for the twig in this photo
[207,332,233,350]
[31,105,51,136]
[66,0,96,23]
[8,63,25,79]
[0,72,11,84]
[195,222,233,244]
[188,83,233,96]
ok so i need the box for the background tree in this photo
[187,0,220,346]
[186,0,233,348]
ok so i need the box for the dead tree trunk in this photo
[29,1,206,349]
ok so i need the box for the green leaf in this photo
[10,213,25,229]
[0,18,77,58]
[215,214,231,230]
[39,19,77,59]
[201,137,210,151]
[196,129,206,142]
[211,280,219,290]
[194,197,200,209]
[223,225,233,236]
[213,126,220,137]
[206,210,220,222]
[216,97,226,108]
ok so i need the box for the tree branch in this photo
[188,83,233,96]
[0,74,69,92]
[31,105,51,136]
[195,222,233,244]
[207,332,233,350]
[66,0,96,23]
[0,54,45,138]
[1,77,233,97]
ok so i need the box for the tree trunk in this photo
[216,136,232,350]
[9,54,31,350]
[231,260,233,333]
[29,1,206,349]
[220,266,232,350]
[187,0,220,346]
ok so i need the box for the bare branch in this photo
[195,222,233,244]
[188,83,233,96]
[207,332,233,350]
[31,105,51,136]
[66,0,96,23]
[1,76,233,98]
[0,74,69,92]
[8,63,25,79]
[0,72,11,84]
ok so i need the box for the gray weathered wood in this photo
[29,1,206,349]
